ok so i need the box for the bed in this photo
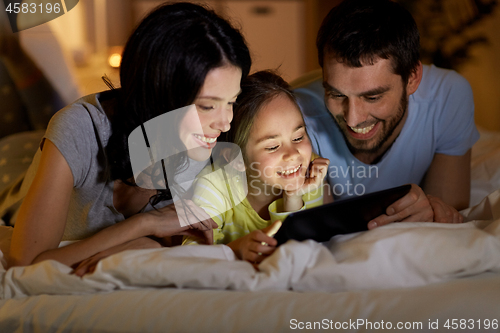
[0,128,499,332]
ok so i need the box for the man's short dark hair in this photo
[317,0,420,84]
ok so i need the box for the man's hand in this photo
[427,194,464,224]
[368,183,433,229]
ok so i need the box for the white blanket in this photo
[1,190,499,300]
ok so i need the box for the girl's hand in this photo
[282,158,329,212]
[285,158,330,198]
[144,200,218,245]
[228,220,281,268]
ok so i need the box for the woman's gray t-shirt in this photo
[45,93,121,240]
[5,92,206,240]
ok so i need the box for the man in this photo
[294,0,479,227]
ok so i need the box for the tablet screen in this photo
[274,184,412,245]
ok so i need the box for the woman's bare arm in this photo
[8,139,216,268]
[8,140,155,268]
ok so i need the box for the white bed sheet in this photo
[0,272,499,332]
[0,188,498,297]
[0,130,499,332]
[471,128,500,206]
[0,189,498,332]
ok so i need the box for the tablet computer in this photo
[274,184,412,246]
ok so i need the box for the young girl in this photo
[190,71,333,264]
[3,2,251,271]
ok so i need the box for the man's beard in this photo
[333,89,408,156]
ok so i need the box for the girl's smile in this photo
[276,164,302,178]
[245,93,312,193]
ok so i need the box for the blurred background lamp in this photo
[107,45,123,68]
[108,53,121,68]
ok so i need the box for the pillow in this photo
[0,130,44,194]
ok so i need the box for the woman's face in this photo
[179,65,242,161]
[244,94,312,193]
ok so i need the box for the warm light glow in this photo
[108,53,122,68]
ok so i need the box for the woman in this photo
[4,2,251,269]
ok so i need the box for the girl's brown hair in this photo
[225,70,302,162]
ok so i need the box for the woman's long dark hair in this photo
[105,2,251,204]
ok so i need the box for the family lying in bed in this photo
[0,0,477,274]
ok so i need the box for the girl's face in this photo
[245,94,312,192]
[179,65,242,161]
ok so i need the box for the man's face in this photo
[322,57,409,157]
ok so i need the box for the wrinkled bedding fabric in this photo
[1,189,499,299]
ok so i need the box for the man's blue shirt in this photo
[294,65,479,200]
